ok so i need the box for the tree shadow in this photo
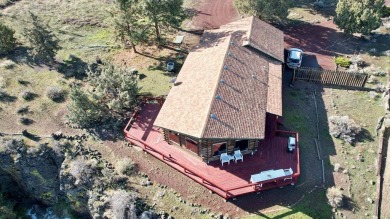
[57,55,88,79]
[3,46,35,66]
[22,130,41,142]
[0,91,17,102]
[355,128,375,143]
[341,196,359,211]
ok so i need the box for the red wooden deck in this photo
[124,103,300,199]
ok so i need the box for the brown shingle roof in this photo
[244,17,285,62]
[154,16,284,139]
[266,62,283,116]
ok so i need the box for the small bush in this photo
[68,158,94,185]
[382,6,390,17]
[20,91,34,101]
[16,105,29,114]
[329,115,361,144]
[335,56,352,68]
[19,116,33,125]
[334,163,341,172]
[0,23,16,55]
[46,86,65,102]
[116,158,135,176]
[110,190,137,219]
[326,187,343,208]
[0,60,15,69]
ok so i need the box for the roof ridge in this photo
[199,35,233,138]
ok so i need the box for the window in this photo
[169,131,180,145]
[235,140,249,151]
[212,142,227,156]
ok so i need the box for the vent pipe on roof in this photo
[228,51,232,57]
[224,65,228,70]
[216,94,222,100]
[210,114,217,120]
[220,79,225,84]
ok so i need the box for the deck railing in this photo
[124,119,300,199]
[123,98,300,199]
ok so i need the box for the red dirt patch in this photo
[283,19,361,70]
[191,0,240,30]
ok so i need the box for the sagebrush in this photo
[326,186,343,208]
[329,115,361,144]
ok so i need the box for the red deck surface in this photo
[124,103,300,199]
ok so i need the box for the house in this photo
[154,16,284,162]
[124,16,300,199]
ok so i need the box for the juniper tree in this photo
[0,23,16,55]
[334,0,384,35]
[67,85,103,128]
[87,63,138,116]
[23,12,61,64]
[234,0,293,21]
[67,64,139,128]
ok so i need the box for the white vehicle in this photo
[287,48,303,69]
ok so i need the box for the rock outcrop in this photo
[0,139,64,205]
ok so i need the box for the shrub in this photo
[116,158,135,176]
[68,158,95,186]
[46,86,65,101]
[334,163,341,172]
[382,6,390,17]
[16,105,29,114]
[20,91,34,100]
[326,187,343,208]
[335,56,352,68]
[0,60,16,69]
[0,23,16,55]
[110,190,137,219]
[19,116,33,125]
[329,115,361,144]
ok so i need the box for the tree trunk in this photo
[153,17,161,44]
[131,41,137,53]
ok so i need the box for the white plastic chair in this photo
[220,153,230,166]
[234,150,243,163]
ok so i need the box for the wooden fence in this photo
[292,67,368,87]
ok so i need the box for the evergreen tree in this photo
[334,0,384,35]
[111,0,151,53]
[23,12,61,64]
[67,64,139,128]
[67,85,103,128]
[87,64,138,115]
[0,23,16,55]
[141,0,186,43]
[234,0,293,21]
